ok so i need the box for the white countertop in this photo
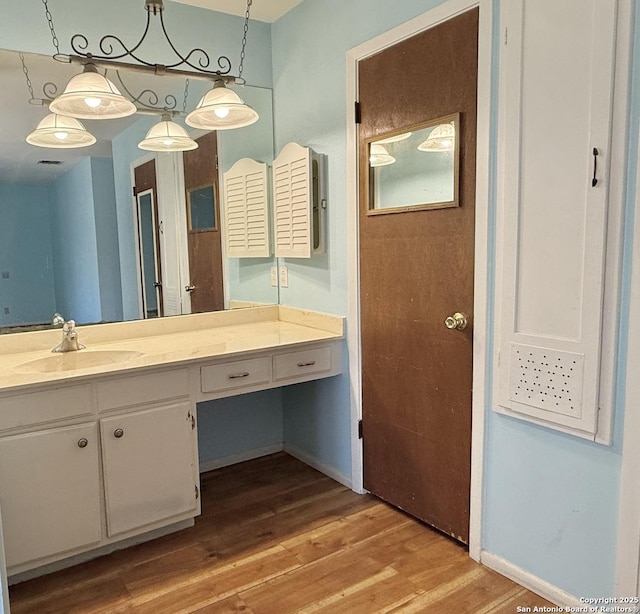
[0,306,344,394]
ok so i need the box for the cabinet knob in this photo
[77,438,88,448]
[114,428,124,439]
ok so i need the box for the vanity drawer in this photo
[97,369,190,411]
[273,346,333,381]
[201,357,271,393]
[0,385,93,432]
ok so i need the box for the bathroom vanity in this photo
[0,306,343,579]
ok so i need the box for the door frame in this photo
[130,152,192,318]
[134,187,163,318]
[346,0,492,560]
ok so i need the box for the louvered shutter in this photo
[223,158,270,258]
[273,142,313,258]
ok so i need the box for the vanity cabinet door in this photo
[0,423,102,569]
[100,402,198,537]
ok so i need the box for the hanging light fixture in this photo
[138,114,198,151]
[38,0,258,129]
[185,80,258,130]
[26,113,96,149]
[369,143,396,167]
[418,123,455,152]
[49,63,137,120]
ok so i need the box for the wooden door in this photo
[359,9,478,543]
[183,132,224,313]
[134,159,163,318]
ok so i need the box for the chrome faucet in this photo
[51,320,86,353]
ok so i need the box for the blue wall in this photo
[197,389,284,466]
[91,157,123,323]
[0,184,56,326]
[49,158,103,323]
[271,0,638,599]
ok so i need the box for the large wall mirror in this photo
[0,48,278,333]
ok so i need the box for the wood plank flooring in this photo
[8,453,555,613]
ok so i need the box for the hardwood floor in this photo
[9,453,555,613]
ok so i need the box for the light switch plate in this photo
[270,266,278,287]
[279,266,289,288]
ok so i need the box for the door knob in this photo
[444,312,468,331]
[185,285,196,293]
[114,428,124,439]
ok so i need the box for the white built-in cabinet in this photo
[495,0,622,441]
[100,403,197,537]
[0,370,199,574]
[0,423,102,567]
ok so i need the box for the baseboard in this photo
[199,443,284,473]
[480,551,582,608]
[9,519,194,584]
[283,443,352,489]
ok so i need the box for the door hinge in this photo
[189,412,195,429]
[195,485,199,500]
[358,419,363,439]
[132,185,137,197]
[354,101,361,124]
[504,26,508,45]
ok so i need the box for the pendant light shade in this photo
[369,143,396,167]
[49,63,137,120]
[185,81,258,130]
[26,113,96,148]
[418,123,455,152]
[138,115,198,152]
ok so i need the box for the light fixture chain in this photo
[19,53,36,102]
[238,0,253,82]
[41,0,61,55]
[182,78,190,114]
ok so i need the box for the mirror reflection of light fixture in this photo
[26,113,97,149]
[376,132,412,144]
[186,81,259,130]
[369,143,396,167]
[418,122,455,152]
[49,63,137,120]
[138,114,198,151]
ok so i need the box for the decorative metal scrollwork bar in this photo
[56,53,236,84]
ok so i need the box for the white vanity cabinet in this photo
[0,422,102,569]
[100,402,198,537]
[0,368,200,576]
[96,369,199,538]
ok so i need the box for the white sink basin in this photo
[14,350,142,374]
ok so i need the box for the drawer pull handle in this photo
[77,438,88,448]
[297,361,316,367]
[114,428,124,439]
[228,372,250,379]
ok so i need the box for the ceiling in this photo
[168,0,303,23]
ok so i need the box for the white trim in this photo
[284,443,352,489]
[199,443,284,473]
[480,551,582,608]
[615,0,640,590]
[346,0,492,558]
